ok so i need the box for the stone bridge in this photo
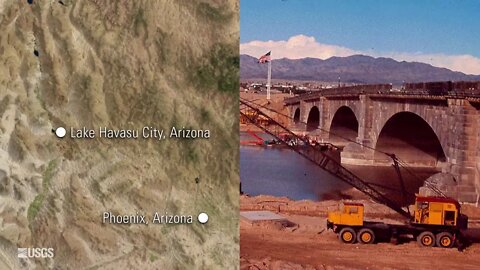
[284,82,480,202]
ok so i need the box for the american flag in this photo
[258,51,271,63]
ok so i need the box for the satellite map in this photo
[0,0,239,269]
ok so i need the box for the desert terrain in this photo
[0,0,239,269]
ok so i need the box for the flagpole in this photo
[267,57,271,100]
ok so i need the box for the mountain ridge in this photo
[240,54,480,84]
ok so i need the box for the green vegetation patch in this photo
[27,159,58,223]
[200,107,211,123]
[27,193,45,223]
[196,2,230,22]
[133,7,147,37]
[149,253,159,262]
[192,43,239,93]
[42,159,58,189]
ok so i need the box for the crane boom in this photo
[240,98,411,219]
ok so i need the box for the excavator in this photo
[239,97,469,248]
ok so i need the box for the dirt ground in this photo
[240,195,480,270]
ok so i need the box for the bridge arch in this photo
[373,111,447,166]
[306,106,320,131]
[293,108,300,123]
[329,106,359,144]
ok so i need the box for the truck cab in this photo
[412,196,467,229]
[327,202,364,228]
[327,202,377,244]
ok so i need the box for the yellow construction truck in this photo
[327,196,468,247]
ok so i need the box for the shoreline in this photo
[240,193,405,221]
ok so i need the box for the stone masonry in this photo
[285,92,480,203]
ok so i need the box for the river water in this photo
[240,132,440,204]
[240,145,349,201]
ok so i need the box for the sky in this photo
[240,0,480,74]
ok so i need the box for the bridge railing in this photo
[284,84,393,104]
[284,81,480,104]
[404,81,480,97]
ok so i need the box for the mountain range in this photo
[240,54,480,84]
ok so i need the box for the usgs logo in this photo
[17,248,54,259]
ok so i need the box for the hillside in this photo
[240,54,480,84]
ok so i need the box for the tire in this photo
[436,232,454,248]
[339,227,356,244]
[357,228,375,244]
[417,231,435,247]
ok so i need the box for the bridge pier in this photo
[341,95,376,164]
[318,97,331,140]
[443,99,479,202]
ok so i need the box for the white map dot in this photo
[198,212,209,224]
[55,127,66,138]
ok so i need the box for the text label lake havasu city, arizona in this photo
[69,127,210,140]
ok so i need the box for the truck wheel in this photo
[357,228,375,244]
[436,232,454,248]
[417,231,435,247]
[339,227,356,244]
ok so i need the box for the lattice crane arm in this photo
[240,98,412,220]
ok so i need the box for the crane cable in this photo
[395,158,446,197]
